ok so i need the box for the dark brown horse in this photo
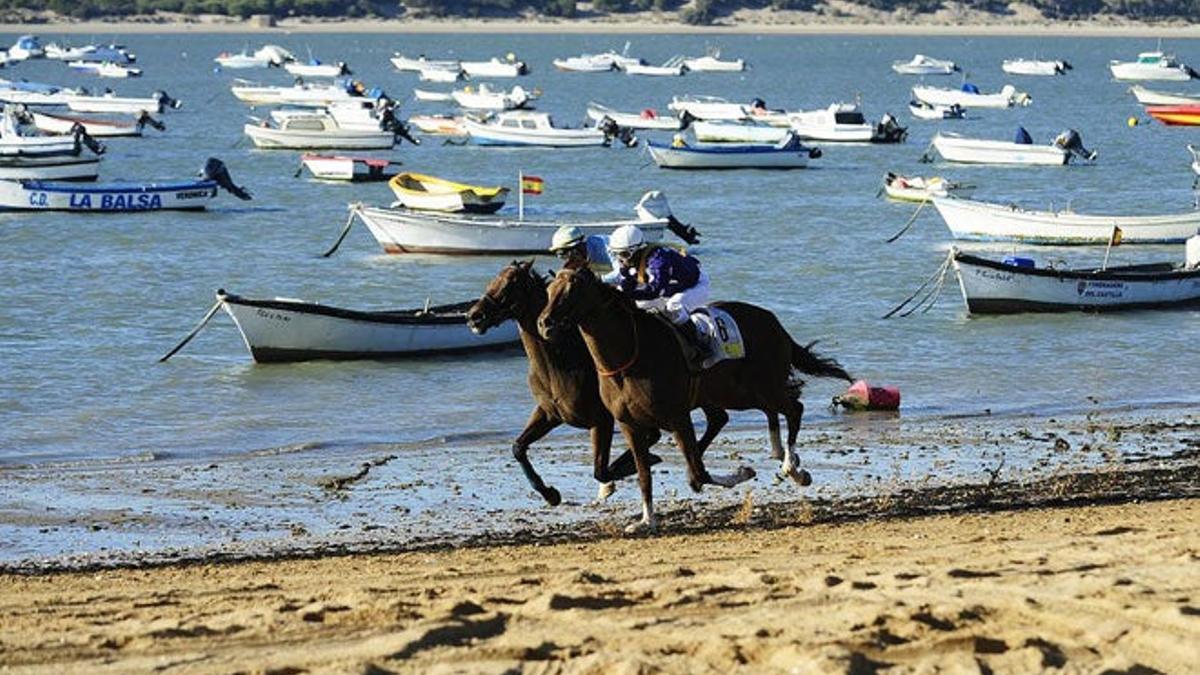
[537,266,851,532]
[466,261,661,505]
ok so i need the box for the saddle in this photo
[655,307,746,372]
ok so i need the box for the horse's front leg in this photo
[591,424,617,503]
[618,422,658,533]
[766,412,785,461]
[781,399,812,487]
[513,406,563,506]
[674,415,755,492]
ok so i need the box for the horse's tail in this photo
[791,339,853,382]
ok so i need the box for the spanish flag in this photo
[1109,225,1123,247]
[521,175,544,195]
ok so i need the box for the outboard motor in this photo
[135,110,166,132]
[377,100,420,145]
[807,146,823,160]
[961,82,980,94]
[1053,129,1097,162]
[1014,126,1033,145]
[338,61,352,76]
[873,112,907,144]
[677,109,695,130]
[1059,60,1073,72]
[70,123,106,156]
[597,115,621,147]
[636,190,701,245]
[152,90,182,110]
[200,158,253,201]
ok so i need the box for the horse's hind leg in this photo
[697,406,729,456]
[591,425,618,503]
[766,412,784,461]
[781,399,812,487]
[513,407,563,506]
[674,415,754,492]
[619,422,658,533]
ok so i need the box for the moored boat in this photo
[621,57,686,77]
[29,110,163,137]
[451,83,533,111]
[552,54,616,72]
[461,55,528,78]
[418,66,465,83]
[932,196,1200,244]
[1001,59,1071,76]
[1110,51,1196,81]
[244,113,397,150]
[682,52,745,72]
[413,88,453,102]
[789,103,906,143]
[216,290,520,363]
[584,102,683,130]
[667,94,749,121]
[951,242,1200,314]
[390,54,460,72]
[892,54,958,75]
[912,83,1031,109]
[1145,104,1200,126]
[1129,84,1200,105]
[230,79,377,108]
[909,100,965,120]
[646,133,821,170]
[284,59,350,78]
[691,119,787,144]
[388,172,508,213]
[0,154,101,181]
[882,172,969,203]
[463,111,613,147]
[408,114,467,136]
[930,129,1095,166]
[300,154,401,182]
[65,90,181,114]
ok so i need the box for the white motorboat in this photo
[231,80,375,107]
[0,107,92,156]
[347,190,674,254]
[65,90,181,114]
[932,196,1200,244]
[461,55,528,78]
[892,54,958,75]
[463,111,610,147]
[951,244,1200,314]
[0,154,100,181]
[45,43,98,60]
[1128,84,1200,105]
[414,88,453,102]
[0,79,78,106]
[552,54,616,72]
[419,66,465,83]
[268,99,402,133]
[584,102,683,130]
[29,110,161,137]
[622,57,686,77]
[408,114,467,136]
[667,95,749,121]
[691,120,787,144]
[682,52,745,72]
[909,100,965,120]
[1110,51,1196,81]
[284,59,350,78]
[930,130,1095,166]
[646,134,821,170]
[244,114,397,150]
[451,83,532,111]
[216,290,520,363]
[300,154,402,182]
[881,172,968,203]
[215,45,294,69]
[912,83,1031,109]
[788,103,906,143]
[88,62,143,78]
[390,54,461,72]
[1002,59,1071,76]
[8,35,43,61]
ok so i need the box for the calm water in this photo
[1,31,1198,471]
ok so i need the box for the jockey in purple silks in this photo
[606,224,709,348]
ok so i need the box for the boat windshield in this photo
[1137,52,1167,64]
[834,112,866,125]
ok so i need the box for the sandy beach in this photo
[2,492,1196,674]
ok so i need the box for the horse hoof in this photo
[689,480,705,493]
[596,481,615,503]
[794,469,812,487]
[625,517,658,534]
[737,466,757,482]
[544,487,562,506]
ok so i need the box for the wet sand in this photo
[1,489,1196,673]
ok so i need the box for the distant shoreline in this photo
[3,16,1200,37]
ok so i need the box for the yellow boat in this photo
[388,172,509,214]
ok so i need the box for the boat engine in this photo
[873,113,907,144]
[1053,129,1097,161]
[377,100,420,145]
[596,116,637,148]
[152,90,183,110]
[135,110,166,132]
[636,190,701,245]
[70,123,106,156]
[200,158,253,201]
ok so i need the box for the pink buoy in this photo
[834,380,901,411]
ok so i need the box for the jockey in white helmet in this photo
[548,225,614,271]
[607,224,710,342]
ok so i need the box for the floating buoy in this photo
[1127,116,1139,127]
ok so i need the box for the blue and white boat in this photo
[8,35,44,61]
[0,158,251,212]
[646,133,821,169]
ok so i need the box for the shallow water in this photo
[0,32,1198,561]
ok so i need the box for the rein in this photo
[594,294,640,378]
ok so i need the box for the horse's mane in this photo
[514,261,594,370]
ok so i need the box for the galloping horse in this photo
[537,266,851,532]
[466,261,661,505]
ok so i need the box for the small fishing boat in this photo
[418,66,465,84]
[951,242,1200,314]
[909,100,965,120]
[460,55,528,78]
[284,59,350,78]
[1145,104,1200,126]
[413,88,453,102]
[621,57,686,77]
[892,54,958,75]
[0,154,101,181]
[8,35,43,61]
[584,102,683,130]
[1110,51,1196,81]
[1001,59,1071,76]
[230,79,377,108]
[45,42,99,61]
[789,103,906,143]
[912,83,1031,109]
[345,190,680,255]
[244,113,397,150]
[1129,84,1200,105]
[681,51,745,72]
[0,158,251,211]
[388,172,508,214]
[300,154,401,182]
[646,134,821,170]
[463,111,611,147]
[71,61,142,78]
[214,45,293,69]
[930,129,1096,166]
[29,110,162,137]
[408,114,467,136]
[67,43,136,65]
[390,54,460,72]
[451,83,533,111]
[216,290,520,363]
[65,90,181,114]
[691,119,787,144]
[667,94,749,121]
[932,196,1200,244]
[882,173,969,203]
[552,54,616,72]
[0,79,79,106]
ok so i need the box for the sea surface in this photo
[1,31,1198,563]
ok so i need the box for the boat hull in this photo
[933,197,1200,244]
[932,135,1067,165]
[219,292,520,362]
[0,179,217,211]
[354,206,666,254]
[31,111,142,137]
[1002,60,1064,76]
[1146,105,1200,126]
[1110,62,1193,81]
[389,173,508,213]
[0,155,100,181]
[585,104,681,130]
[953,252,1200,314]
[1128,85,1200,105]
[647,141,810,169]
[912,85,1023,109]
[301,154,399,182]
[244,124,395,150]
[462,119,606,147]
[65,96,163,114]
[692,121,787,143]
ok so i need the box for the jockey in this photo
[548,225,613,271]
[607,224,709,348]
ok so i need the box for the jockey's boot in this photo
[675,319,706,370]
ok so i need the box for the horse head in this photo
[538,265,604,341]
[468,260,544,334]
